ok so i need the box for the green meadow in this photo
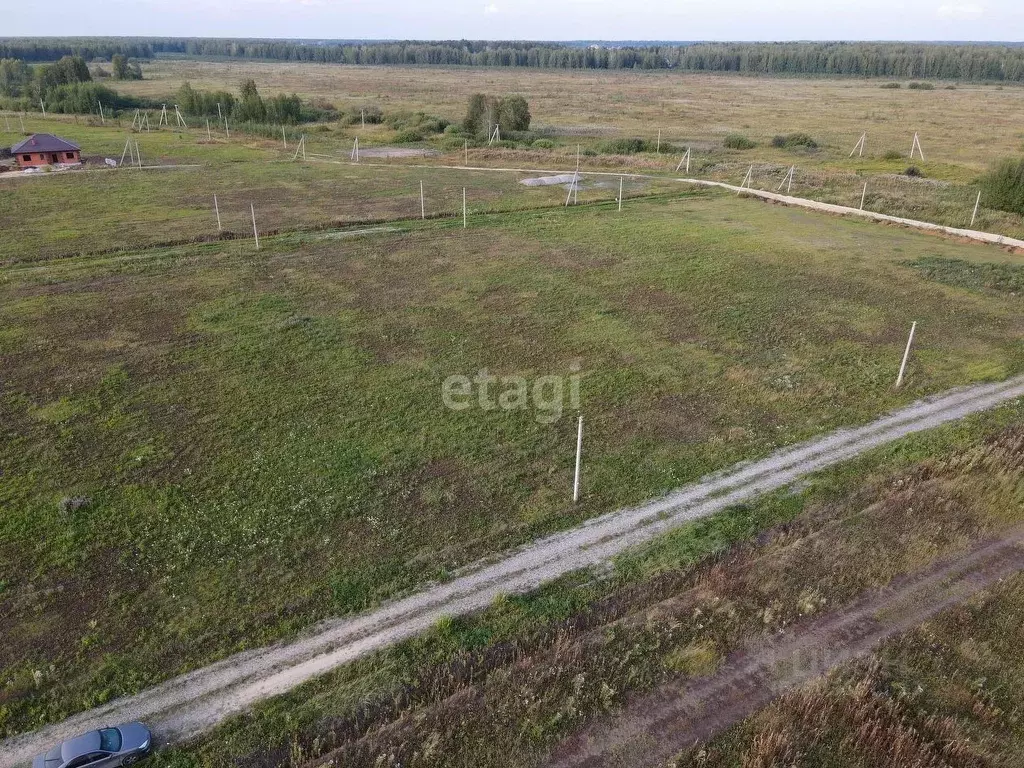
[2,182,1023,736]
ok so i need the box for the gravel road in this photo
[3,376,1023,766]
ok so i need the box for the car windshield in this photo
[98,728,122,752]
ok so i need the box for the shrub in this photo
[598,137,666,154]
[904,166,923,177]
[880,82,902,89]
[907,81,935,90]
[532,139,555,149]
[883,149,903,161]
[771,132,818,150]
[980,157,1024,216]
[393,128,424,143]
[724,134,756,150]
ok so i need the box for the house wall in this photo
[16,150,81,168]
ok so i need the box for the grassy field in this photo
[2,185,1023,737]
[687,554,1024,766]
[116,61,1024,175]
[141,406,1024,768]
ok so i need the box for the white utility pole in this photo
[676,147,691,174]
[98,102,105,124]
[420,181,426,219]
[251,204,260,250]
[282,125,287,150]
[206,118,212,141]
[39,99,46,117]
[573,416,584,504]
[463,188,467,229]
[214,195,222,231]
[896,322,918,389]
[618,176,623,212]
[971,191,981,228]
[860,182,868,210]
[849,132,866,158]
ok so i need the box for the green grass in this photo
[144,404,1024,768]
[2,188,1023,737]
[907,255,1024,295]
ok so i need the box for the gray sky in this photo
[2,0,1021,41]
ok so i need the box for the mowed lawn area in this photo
[1,192,1023,735]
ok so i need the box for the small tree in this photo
[111,54,129,80]
[497,95,531,132]
[981,157,1024,216]
[463,93,494,135]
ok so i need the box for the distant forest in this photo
[3,38,1024,80]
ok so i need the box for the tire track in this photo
[545,529,1024,768]
[3,376,1023,766]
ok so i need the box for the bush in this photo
[771,132,817,149]
[980,157,1024,216]
[883,149,903,160]
[598,137,664,154]
[907,81,935,90]
[393,128,424,143]
[724,134,756,150]
[532,139,555,149]
[880,82,902,89]
[904,166,923,177]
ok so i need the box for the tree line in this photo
[0,54,146,113]
[2,38,1024,80]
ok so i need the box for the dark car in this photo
[32,722,152,768]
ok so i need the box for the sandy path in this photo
[3,376,1024,766]
[544,528,1024,767]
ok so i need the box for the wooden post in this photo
[618,176,623,212]
[214,195,222,231]
[206,118,212,141]
[573,415,583,503]
[98,102,104,124]
[420,181,426,219]
[896,321,917,389]
[135,140,141,167]
[251,203,260,250]
[463,187,467,229]
[119,137,131,166]
[860,182,868,210]
[282,125,287,150]
[971,190,981,228]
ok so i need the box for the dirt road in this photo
[3,376,1024,766]
[544,528,1024,767]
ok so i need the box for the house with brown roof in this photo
[11,134,81,168]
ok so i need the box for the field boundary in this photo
[3,376,1024,766]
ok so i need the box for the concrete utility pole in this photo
[573,416,584,503]
[896,322,918,389]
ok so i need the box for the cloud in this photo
[936,2,984,19]
[484,3,499,13]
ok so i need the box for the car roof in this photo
[62,731,102,760]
